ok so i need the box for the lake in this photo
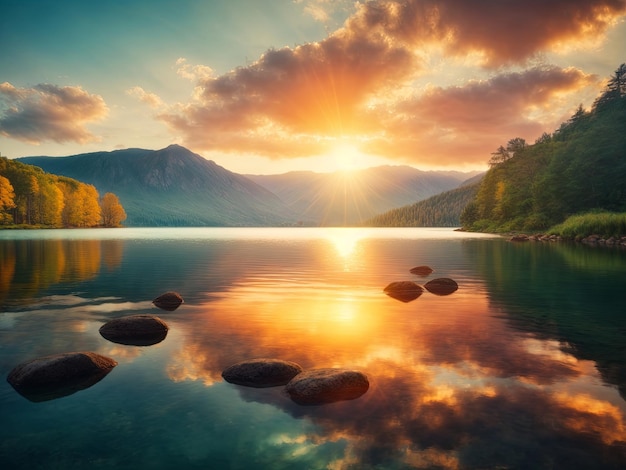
[1,227,626,469]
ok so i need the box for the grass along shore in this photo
[547,212,626,240]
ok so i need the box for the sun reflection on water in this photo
[325,228,364,259]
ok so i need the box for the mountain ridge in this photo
[18,144,480,227]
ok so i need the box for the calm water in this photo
[1,227,626,469]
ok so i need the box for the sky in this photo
[1,0,625,175]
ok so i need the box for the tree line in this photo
[364,182,480,227]
[0,157,126,228]
[461,63,626,232]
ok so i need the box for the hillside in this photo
[248,166,477,226]
[364,177,482,227]
[461,64,626,233]
[19,145,295,226]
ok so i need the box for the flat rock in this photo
[409,265,433,276]
[152,291,184,311]
[424,277,458,296]
[222,358,303,388]
[99,314,169,346]
[7,351,117,402]
[383,281,423,302]
[286,368,369,405]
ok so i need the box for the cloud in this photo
[347,0,626,67]
[159,28,416,156]
[296,0,354,23]
[0,82,108,145]
[175,57,214,82]
[126,86,165,109]
[369,65,599,165]
[157,0,625,164]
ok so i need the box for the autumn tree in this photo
[0,175,16,224]
[100,192,127,227]
[35,178,64,226]
[81,184,102,227]
[59,179,101,227]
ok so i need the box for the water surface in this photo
[1,228,626,469]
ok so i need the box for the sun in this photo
[329,142,366,173]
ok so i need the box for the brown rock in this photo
[99,314,169,346]
[409,265,433,276]
[510,235,529,242]
[152,291,183,311]
[383,281,423,302]
[424,278,458,296]
[286,368,369,405]
[7,351,117,402]
[222,358,304,388]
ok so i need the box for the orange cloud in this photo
[0,82,108,144]
[368,66,598,165]
[155,0,624,165]
[159,29,416,155]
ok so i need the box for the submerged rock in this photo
[285,368,369,405]
[383,281,423,302]
[7,351,117,402]
[222,358,303,388]
[424,278,458,296]
[99,314,169,346]
[409,265,433,276]
[152,291,184,311]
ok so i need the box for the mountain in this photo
[364,176,483,227]
[247,166,479,226]
[18,145,480,227]
[19,145,295,226]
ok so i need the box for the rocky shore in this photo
[509,233,626,246]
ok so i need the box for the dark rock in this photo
[409,265,433,276]
[285,368,369,405]
[7,351,117,402]
[152,291,183,311]
[99,314,169,346]
[424,278,458,296]
[222,358,303,388]
[510,235,529,242]
[383,281,423,302]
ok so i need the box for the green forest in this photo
[460,63,626,234]
[364,180,480,227]
[0,158,126,228]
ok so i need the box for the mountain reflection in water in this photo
[1,228,625,469]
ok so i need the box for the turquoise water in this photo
[1,228,626,469]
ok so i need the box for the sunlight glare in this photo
[330,142,365,173]
[326,228,363,258]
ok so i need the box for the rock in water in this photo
[409,265,433,276]
[99,314,169,346]
[7,351,117,402]
[383,281,423,302]
[286,368,369,405]
[152,291,184,311]
[424,278,458,296]
[222,358,303,388]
